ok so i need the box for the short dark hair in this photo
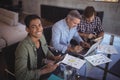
[83,6,96,18]
[67,10,81,19]
[24,14,41,28]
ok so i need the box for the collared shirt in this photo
[15,34,53,80]
[52,19,83,53]
[77,16,104,35]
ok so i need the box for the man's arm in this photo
[78,32,90,39]
[73,28,83,43]
[52,24,68,53]
[98,31,104,38]
[96,16,104,38]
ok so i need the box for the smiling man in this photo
[15,15,61,80]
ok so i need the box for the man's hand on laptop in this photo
[73,45,83,53]
[67,45,83,53]
[88,33,96,39]
[80,42,90,49]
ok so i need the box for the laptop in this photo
[78,41,101,57]
[68,41,101,60]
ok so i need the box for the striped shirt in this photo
[77,16,104,35]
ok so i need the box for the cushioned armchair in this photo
[3,42,19,80]
[43,26,61,56]
[43,26,52,45]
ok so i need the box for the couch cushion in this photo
[0,14,14,26]
[0,8,18,26]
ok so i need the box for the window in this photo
[95,0,119,2]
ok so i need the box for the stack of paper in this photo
[97,44,118,54]
[60,54,86,69]
[85,54,112,66]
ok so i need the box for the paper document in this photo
[60,54,86,69]
[85,54,112,66]
[97,44,118,54]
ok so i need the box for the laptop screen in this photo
[79,41,100,57]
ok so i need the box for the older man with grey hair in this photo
[51,10,90,54]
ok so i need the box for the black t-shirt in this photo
[37,41,46,69]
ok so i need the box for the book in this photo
[59,54,86,69]
[85,53,112,66]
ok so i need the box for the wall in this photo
[13,0,42,15]
[19,0,120,35]
[13,0,19,5]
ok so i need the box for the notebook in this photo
[85,53,112,66]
